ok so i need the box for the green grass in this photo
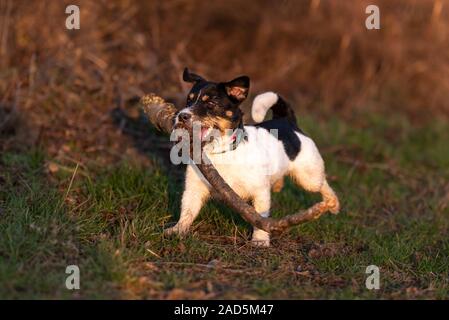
[1,112,448,299]
[0,152,123,299]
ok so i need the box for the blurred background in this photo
[1,0,448,158]
[1,0,449,300]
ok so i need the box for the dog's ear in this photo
[183,68,205,83]
[223,76,250,102]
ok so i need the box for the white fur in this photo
[165,125,340,246]
[251,92,279,123]
[174,108,193,127]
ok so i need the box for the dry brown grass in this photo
[1,1,449,128]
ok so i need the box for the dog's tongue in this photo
[200,127,209,141]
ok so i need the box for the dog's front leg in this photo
[164,166,210,236]
[251,190,271,247]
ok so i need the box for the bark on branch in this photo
[140,94,331,233]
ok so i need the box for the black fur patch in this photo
[181,74,247,131]
[252,118,303,160]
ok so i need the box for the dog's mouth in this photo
[172,122,217,144]
[200,126,214,141]
[173,112,236,146]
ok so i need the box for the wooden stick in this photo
[197,158,328,233]
[140,94,178,133]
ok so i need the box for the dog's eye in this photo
[201,95,209,102]
[188,93,195,101]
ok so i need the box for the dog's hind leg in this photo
[164,166,210,236]
[319,179,340,214]
[291,167,340,215]
[290,134,340,214]
[272,178,284,193]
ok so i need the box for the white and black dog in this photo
[165,68,340,246]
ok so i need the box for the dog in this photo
[164,68,340,246]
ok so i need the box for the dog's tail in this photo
[251,92,296,124]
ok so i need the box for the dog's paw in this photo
[327,196,340,214]
[251,239,270,247]
[163,226,177,236]
[251,230,270,247]
[164,224,189,237]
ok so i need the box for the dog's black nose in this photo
[178,112,191,122]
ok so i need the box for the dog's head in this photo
[174,68,249,142]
